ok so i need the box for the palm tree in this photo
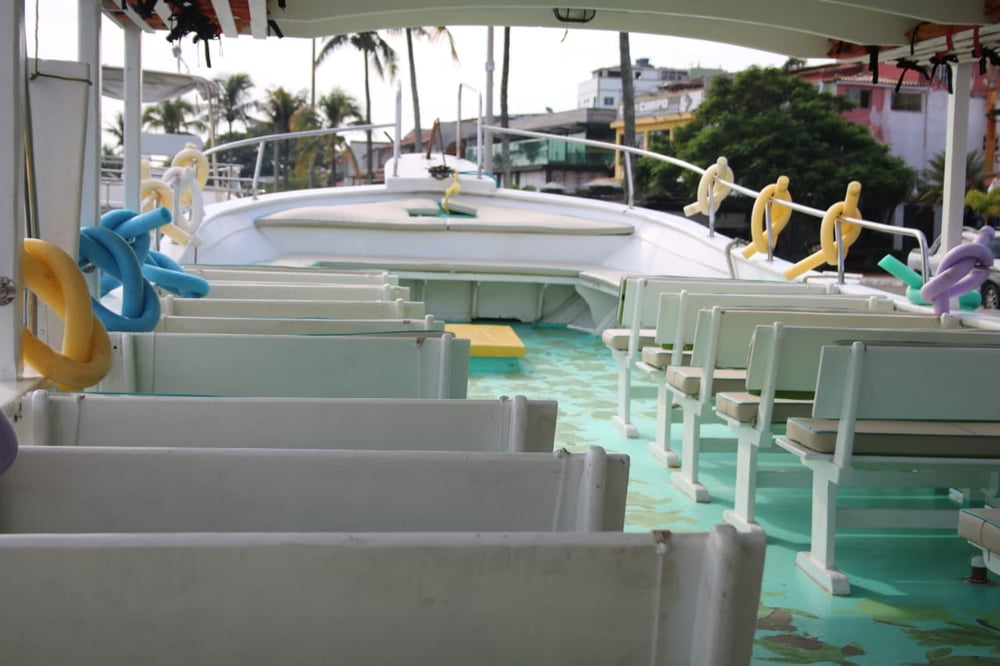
[290,88,362,187]
[258,86,307,190]
[316,32,398,183]
[215,72,256,135]
[404,27,459,152]
[619,32,636,198]
[916,150,985,208]
[500,27,511,187]
[319,89,362,185]
[105,111,125,153]
[141,98,203,135]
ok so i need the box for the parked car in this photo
[906,227,1000,309]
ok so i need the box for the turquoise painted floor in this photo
[466,324,1000,666]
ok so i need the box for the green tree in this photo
[318,88,362,184]
[105,111,125,153]
[316,32,398,183]
[639,67,914,258]
[405,27,459,153]
[215,72,257,134]
[257,86,307,190]
[141,97,204,136]
[915,150,985,208]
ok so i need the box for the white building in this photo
[577,58,688,110]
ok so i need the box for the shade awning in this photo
[101,66,218,103]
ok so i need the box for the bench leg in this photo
[670,410,709,502]
[796,471,850,595]
[611,351,639,438]
[724,436,759,531]
[647,379,679,467]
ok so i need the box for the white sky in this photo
[26,0,804,144]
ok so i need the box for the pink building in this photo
[795,61,995,177]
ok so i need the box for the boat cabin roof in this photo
[103,1,1000,61]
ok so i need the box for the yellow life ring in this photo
[140,179,191,245]
[743,176,793,259]
[784,181,863,280]
[20,239,112,390]
[171,143,209,207]
[683,157,734,217]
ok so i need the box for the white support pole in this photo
[0,0,26,382]
[122,23,142,211]
[78,0,102,229]
[484,27,494,175]
[940,61,972,254]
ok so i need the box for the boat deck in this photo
[468,323,1000,665]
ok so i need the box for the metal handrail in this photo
[457,84,484,178]
[204,122,395,198]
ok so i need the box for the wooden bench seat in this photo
[161,295,426,319]
[774,342,1000,595]
[0,527,765,666]
[660,307,950,502]
[155,314,443,335]
[959,507,1000,575]
[19,392,557,453]
[0,446,626,533]
[719,324,1000,531]
[637,291,893,466]
[607,276,830,438]
[97,331,469,399]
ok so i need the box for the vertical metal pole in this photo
[122,23,142,211]
[0,0,25,381]
[941,62,972,254]
[393,82,401,176]
[78,0,101,229]
[484,27,494,175]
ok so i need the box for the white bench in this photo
[161,295,426,318]
[719,324,1000,531]
[96,331,469,398]
[19,392,556,453]
[0,446,626,533]
[604,276,829,437]
[155,314,443,335]
[775,342,1000,594]
[183,265,399,285]
[959,507,1000,576]
[638,291,894,464]
[0,526,765,665]
[201,281,411,301]
[662,307,951,502]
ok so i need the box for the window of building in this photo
[891,91,922,112]
[603,96,615,107]
[844,88,871,109]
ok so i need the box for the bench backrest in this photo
[0,446,624,532]
[747,324,1000,395]
[98,331,469,398]
[618,275,827,328]
[161,295,426,319]
[24,393,556,453]
[184,265,398,285]
[202,281,410,301]
[155,314,443,335]
[691,307,948,369]
[812,342,1000,422]
[0,527,765,666]
[655,291,892,359]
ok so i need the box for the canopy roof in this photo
[103,1,1000,61]
[101,65,218,103]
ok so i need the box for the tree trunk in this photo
[500,27,511,188]
[619,32,636,200]
[364,51,374,183]
[407,30,422,154]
